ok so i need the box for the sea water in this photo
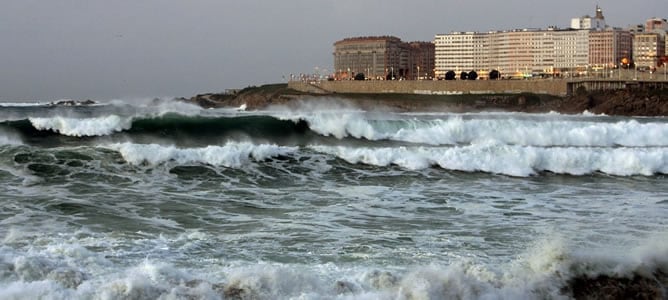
[0,98,666,299]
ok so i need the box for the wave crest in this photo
[106,142,298,167]
[310,144,668,176]
[29,115,133,137]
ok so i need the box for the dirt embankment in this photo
[186,84,668,116]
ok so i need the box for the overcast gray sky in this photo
[1,0,666,101]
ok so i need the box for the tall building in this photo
[589,29,633,69]
[434,28,591,79]
[432,5,633,78]
[407,42,436,79]
[333,36,434,80]
[333,36,403,80]
[644,18,668,57]
[434,32,489,78]
[553,29,590,73]
[633,32,666,68]
[488,29,557,78]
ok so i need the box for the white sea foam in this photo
[105,142,298,167]
[0,223,665,300]
[310,144,668,176]
[29,115,134,137]
[280,111,668,147]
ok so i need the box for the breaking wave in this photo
[310,143,668,176]
[0,110,665,148]
[0,230,665,299]
[104,142,298,167]
[29,115,134,137]
[286,112,668,147]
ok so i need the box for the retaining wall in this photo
[289,79,569,96]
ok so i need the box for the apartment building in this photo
[553,29,589,73]
[435,28,593,79]
[434,32,489,78]
[333,36,434,80]
[432,6,638,79]
[407,42,436,79]
[589,29,633,69]
[633,32,666,68]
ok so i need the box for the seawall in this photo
[289,79,568,96]
[289,79,668,96]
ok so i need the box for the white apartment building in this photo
[434,29,591,78]
[434,32,489,78]
[553,30,589,72]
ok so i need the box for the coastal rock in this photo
[565,273,665,300]
[185,83,668,116]
[48,99,97,106]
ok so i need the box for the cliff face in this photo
[187,84,668,117]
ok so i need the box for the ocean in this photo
[0,98,666,299]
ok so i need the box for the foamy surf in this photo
[290,113,668,147]
[310,143,668,176]
[0,229,665,299]
[105,142,298,167]
[29,115,134,137]
[1,101,666,299]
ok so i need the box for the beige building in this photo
[589,29,633,70]
[433,6,636,79]
[333,36,434,80]
[488,29,556,78]
[553,29,589,73]
[435,28,594,79]
[633,32,666,68]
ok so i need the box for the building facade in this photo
[432,6,637,79]
[633,32,666,68]
[553,29,589,73]
[435,28,596,79]
[407,42,436,79]
[434,32,489,78]
[589,29,633,70]
[333,36,434,80]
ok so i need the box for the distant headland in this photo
[186,80,668,117]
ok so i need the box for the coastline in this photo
[185,83,668,117]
